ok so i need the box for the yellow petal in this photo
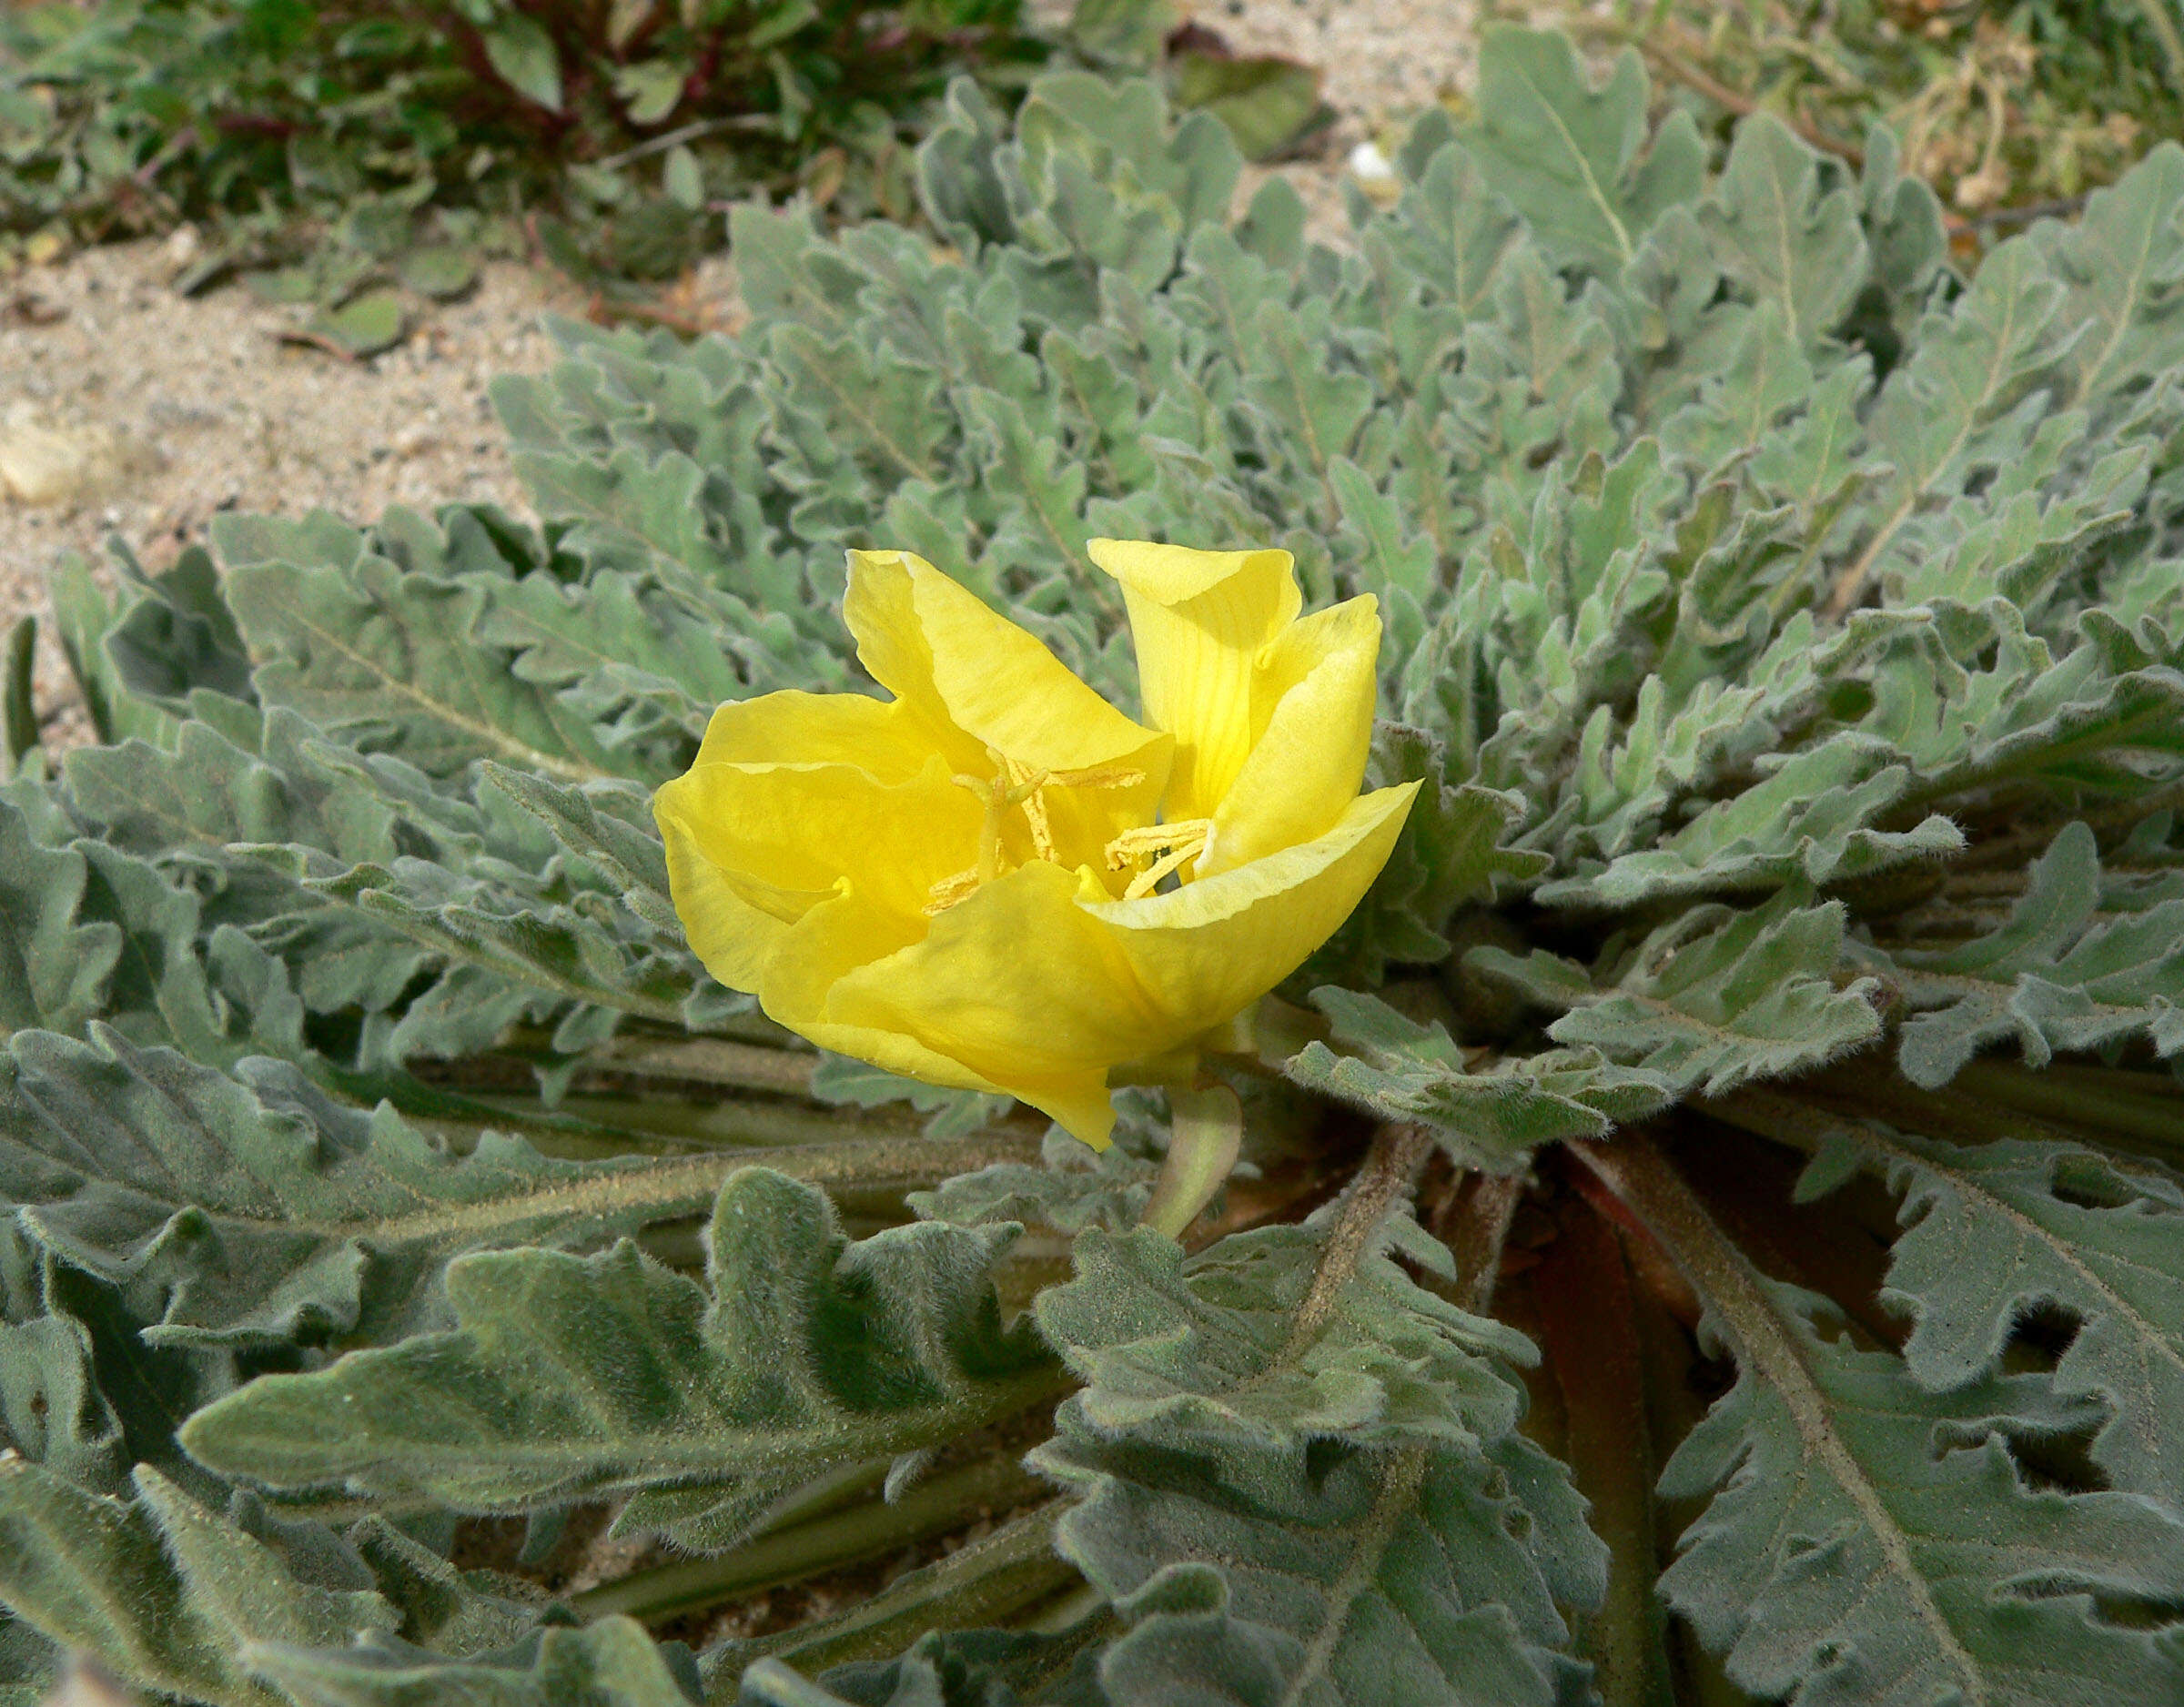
[1082,783,1420,1034]
[844,550,1171,793]
[1087,539,1302,821]
[1198,595,1383,878]
[753,885,1126,1136]
[654,755,977,990]
[685,688,935,783]
[759,888,1007,1094]
[824,858,1164,1146]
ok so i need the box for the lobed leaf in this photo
[1287,988,1672,1162]
[1471,892,1886,1096]
[1886,822,2184,1086]
[179,1169,1057,1551]
[1734,1090,2184,1512]
[0,1463,396,1707]
[0,1026,999,1352]
[1591,1139,2184,1707]
[1462,27,1702,275]
[1036,1217,1534,1451]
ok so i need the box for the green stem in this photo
[2,615,35,777]
[701,1501,1079,1695]
[1431,1170,1525,1313]
[1799,1062,2184,1177]
[1141,1084,1244,1241]
[586,1035,818,1096]
[454,1090,895,1153]
[576,1453,1049,1625]
[1280,1124,1436,1353]
[311,1063,685,1153]
[2136,0,2184,82]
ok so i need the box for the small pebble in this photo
[1349,140,1397,182]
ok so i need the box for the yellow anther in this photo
[1105,818,1214,899]
[924,867,982,915]
[1003,756,1059,863]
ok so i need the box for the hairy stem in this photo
[574,1453,1049,1625]
[586,1034,818,1096]
[702,1502,1078,1692]
[1282,1125,1436,1358]
[1431,1169,1525,1313]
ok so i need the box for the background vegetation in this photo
[0,0,1324,345]
[1553,0,2184,227]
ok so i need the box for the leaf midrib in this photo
[1584,1139,1989,1707]
[260,601,608,785]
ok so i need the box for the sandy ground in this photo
[0,0,1484,750]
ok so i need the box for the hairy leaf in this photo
[252,1620,698,1707]
[1471,893,1885,1096]
[218,516,629,784]
[1037,1217,1534,1449]
[1286,988,1671,1161]
[1887,821,2184,1087]
[1463,27,1701,274]
[1038,1432,1600,1707]
[0,1462,396,1707]
[0,1025,778,1348]
[1735,1090,2184,1512]
[1590,1140,2184,1707]
[179,1170,1057,1550]
[0,802,121,1041]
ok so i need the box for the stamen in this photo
[1003,756,1058,863]
[924,867,982,915]
[1046,763,1146,792]
[1104,818,1214,899]
[1125,843,1198,899]
[933,751,1155,913]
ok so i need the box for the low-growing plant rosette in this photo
[652,540,1417,1150]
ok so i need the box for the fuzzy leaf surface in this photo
[179,1169,1057,1551]
[0,1463,396,1707]
[0,1026,763,1348]
[1287,989,1672,1160]
[1660,1277,2184,1706]
[1887,822,2184,1086]
[1776,1096,2184,1511]
[1471,894,1884,1096]
[1028,1179,1603,1707]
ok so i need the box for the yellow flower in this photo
[653,541,1417,1148]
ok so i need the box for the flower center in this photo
[925,747,1148,914]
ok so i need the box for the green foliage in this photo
[0,0,1042,290]
[1547,0,2184,222]
[180,1169,1057,1551]
[257,1621,701,1707]
[0,1025,795,1348]
[1773,1096,2184,1509]
[1288,988,1672,1163]
[1031,1177,1605,1707]
[1472,892,1886,1096]
[1661,1282,2184,1706]
[0,1463,397,1707]
[1885,820,2184,1087]
[2,21,2184,1706]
